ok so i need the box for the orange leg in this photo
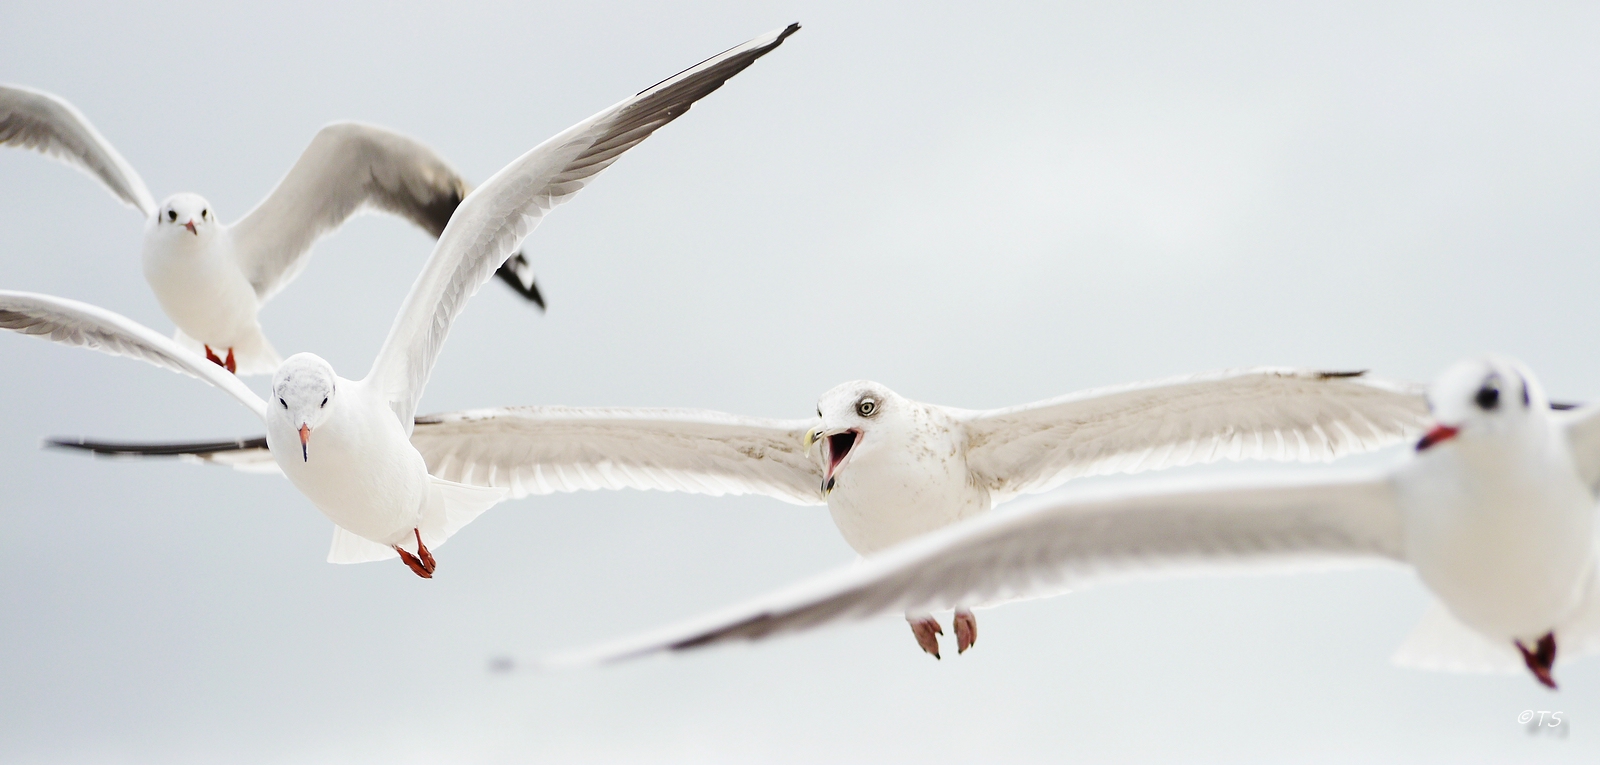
[203,345,224,368]
[224,347,236,374]
[394,529,437,579]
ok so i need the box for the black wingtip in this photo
[1551,401,1582,411]
[1316,370,1369,379]
[495,255,546,311]
[43,436,268,457]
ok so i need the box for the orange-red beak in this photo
[299,424,311,461]
[184,219,197,235]
[1416,424,1458,451]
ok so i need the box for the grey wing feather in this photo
[0,291,267,418]
[960,368,1430,503]
[412,407,823,504]
[0,84,155,215]
[546,471,1404,665]
[230,122,481,301]
[367,24,799,431]
[42,405,825,500]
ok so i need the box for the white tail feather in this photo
[328,525,399,564]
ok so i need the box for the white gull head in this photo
[271,353,338,462]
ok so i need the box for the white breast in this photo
[826,403,990,555]
[268,383,431,547]
[1399,428,1597,642]
[141,228,261,349]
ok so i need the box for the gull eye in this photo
[280,398,288,409]
[1475,384,1500,411]
[856,399,877,417]
[167,210,177,221]
[817,407,822,418]
[320,397,327,408]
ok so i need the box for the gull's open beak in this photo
[299,424,311,462]
[1416,424,1459,451]
[184,219,197,235]
[819,429,861,496]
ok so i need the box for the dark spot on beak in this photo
[1416,425,1459,451]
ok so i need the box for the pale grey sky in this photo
[2,1,1598,761]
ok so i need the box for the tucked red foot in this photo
[907,615,943,659]
[394,529,437,579]
[202,345,238,374]
[1515,632,1558,690]
[954,609,978,654]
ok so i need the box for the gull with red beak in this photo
[58,366,1437,651]
[1,84,553,376]
[0,24,800,577]
[537,356,1600,691]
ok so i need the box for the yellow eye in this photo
[856,400,877,417]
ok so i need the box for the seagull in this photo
[0,85,548,374]
[0,24,801,576]
[531,356,1600,690]
[51,366,1431,639]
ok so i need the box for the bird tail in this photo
[417,475,509,551]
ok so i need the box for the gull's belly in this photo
[142,239,260,347]
[1401,450,1596,640]
[827,449,989,555]
[269,412,429,546]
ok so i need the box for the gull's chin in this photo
[822,429,861,495]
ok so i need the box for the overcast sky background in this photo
[3,1,1600,761]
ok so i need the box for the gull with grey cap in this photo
[0,23,800,576]
[53,365,1431,647]
[0,83,547,374]
[535,356,1600,690]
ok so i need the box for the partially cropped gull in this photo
[55,364,1430,646]
[533,357,1600,690]
[0,24,800,577]
[0,84,549,373]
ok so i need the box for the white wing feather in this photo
[0,84,155,215]
[365,24,800,431]
[545,471,1404,665]
[229,122,478,301]
[0,291,267,419]
[959,368,1429,503]
[412,407,823,504]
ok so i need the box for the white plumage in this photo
[542,357,1600,689]
[0,24,800,574]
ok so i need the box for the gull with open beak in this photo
[0,25,800,577]
[55,366,1435,648]
[538,357,1600,691]
[1,83,552,375]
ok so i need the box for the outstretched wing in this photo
[0,291,267,419]
[411,407,822,503]
[959,368,1429,504]
[365,24,799,431]
[0,84,155,215]
[44,405,826,504]
[543,471,1404,666]
[231,121,542,305]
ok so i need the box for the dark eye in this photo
[167,210,177,221]
[280,398,288,409]
[816,407,822,418]
[320,397,327,408]
[1475,384,1500,411]
[201,209,208,219]
[856,399,877,417]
